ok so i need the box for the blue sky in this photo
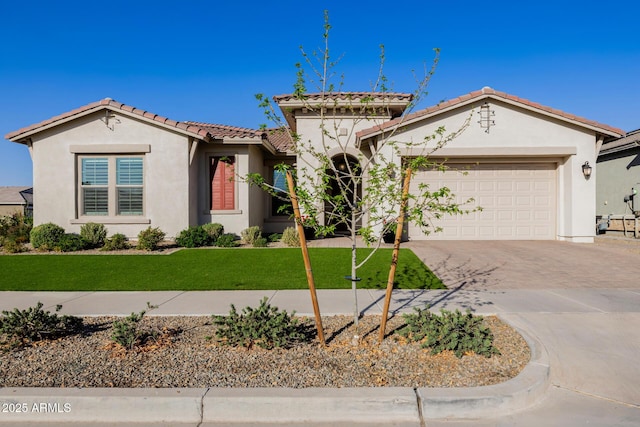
[1,0,638,186]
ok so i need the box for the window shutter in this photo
[211,157,235,210]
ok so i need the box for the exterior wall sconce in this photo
[582,161,592,179]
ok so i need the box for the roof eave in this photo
[358,93,625,142]
[6,103,213,144]
[599,141,640,156]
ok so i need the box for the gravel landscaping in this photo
[0,314,529,388]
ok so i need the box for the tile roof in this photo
[273,92,413,103]
[357,87,625,140]
[5,99,296,154]
[5,98,213,142]
[183,122,264,139]
[0,186,32,205]
[183,122,295,153]
[263,128,296,153]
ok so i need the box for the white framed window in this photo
[271,167,290,217]
[79,155,144,217]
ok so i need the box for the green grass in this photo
[0,248,445,291]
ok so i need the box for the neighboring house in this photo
[5,87,624,242]
[0,186,33,217]
[596,129,640,231]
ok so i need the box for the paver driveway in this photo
[405,238,640,290]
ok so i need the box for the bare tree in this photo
[249,11,476,334]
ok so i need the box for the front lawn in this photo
[0,248,445,291]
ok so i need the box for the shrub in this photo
[111,311,147,350]
[202,223,224,243]
[215,233,238,247]
[397,308,500,358]
[0,302,83,348]
[136,227,166,251]
[55,233,86,252]
[175,226,211,248]
[0,213,32,245]
[30,223,65,250]
[267,233,282,242]
[110,303,160,350]
[253,237,268,247]
[2,238,25,254]
[281,227,300,247]
[80,222,107,248]
[241,226,262,245]
[102,233,130,251]
[213,298,312,349]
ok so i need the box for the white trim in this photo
[70,218,151,225]
[206,210,242,215]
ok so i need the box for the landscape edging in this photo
[417,317,551,419]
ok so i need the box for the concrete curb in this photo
[418,320,551,419]
[0,388,205,424]
[202,387,420,426]
[0,320,549,425]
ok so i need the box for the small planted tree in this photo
[248,11,477,333]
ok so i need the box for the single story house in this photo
[596,129,640,232]
[0,186,33,217]
[5,87,624,242]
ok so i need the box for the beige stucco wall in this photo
[291,98,600,242]
[31,111,191,239]
[294,111,393,228]
[0,205,24,216]
[386,100,598,242]
[195,143,267,236]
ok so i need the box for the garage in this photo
[408,162,557,240]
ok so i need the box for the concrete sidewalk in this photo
[1,238,639,425]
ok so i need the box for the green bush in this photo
[253,237,269,247]
[30,223,65,250]
[0,302,83,348]
[102,233,130,251]
[136,227,166,251]
[202,223,224,243]
[281,227,300,247]
[398,308,500,358]
[213,298,312,349]
[55,233,86,252]
[267,233,282,242]
[215,233,238,247]
[110,303,160,350]
[175,226,211,248]
[241,226,262,245]
[80,222,107,248]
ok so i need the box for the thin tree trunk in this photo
[286,171,325,346]
[379,168,412,343]
[351,211,359,328]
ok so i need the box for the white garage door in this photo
[408,162,557,240]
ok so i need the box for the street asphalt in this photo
[0,235,638,426]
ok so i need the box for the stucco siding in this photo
[596,150,640,217]
[31,111,190,239]
[196,144,259,236]
[0,205,24,216]
[374,100,598,241]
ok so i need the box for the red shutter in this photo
[211,157,235,210]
